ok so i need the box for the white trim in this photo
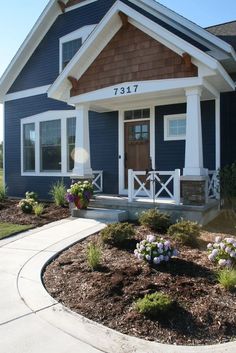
[68,78,203,105]
[0,0,61,103]
[215,97,221,170]
[118,105,155,195]
[59,25,96,72]
[131,0,236,60]
[164,114,186,141]
[4,85,51,102]
[2,102,5,187]
[65,0,98,13]
[20,110,76,177]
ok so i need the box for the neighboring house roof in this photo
[206,21,236,51]
[0,0,236,103]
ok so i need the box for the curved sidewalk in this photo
[0,217,235,353]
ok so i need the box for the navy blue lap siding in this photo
[8,0,116,93]
[220,91,236,167]
[155,101,215,172]
[4,95,73,198]
[89,111,119,195]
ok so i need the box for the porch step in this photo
[71,207,128,222]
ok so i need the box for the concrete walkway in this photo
[0,217,235,353]
[0,218,106,353]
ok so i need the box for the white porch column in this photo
[183,87,207,176]
[72,105,93,178]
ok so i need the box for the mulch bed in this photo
[43,227,236,346]
[0,199,70,227]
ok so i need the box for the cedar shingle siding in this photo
[73,24,198,96]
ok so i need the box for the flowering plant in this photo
[207,236,236,267]
[134,234,178,265]
[65,180,93,209]
[18,198,37,214]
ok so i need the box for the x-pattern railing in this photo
[208,170,218,199]
[128,169,181,204]
[92,170,103,193]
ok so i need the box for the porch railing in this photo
[92,170,103,193]
[128,169,181,204]
[208,170,218,199]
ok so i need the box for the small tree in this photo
[218,162,236,210]
[0,142,3,169]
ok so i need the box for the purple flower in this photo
[147,235,156,243]
[65,193,75,203]
[153,257,160,265]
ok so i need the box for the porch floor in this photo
[90,194,220,225]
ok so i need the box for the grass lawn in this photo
[0,223,32,240]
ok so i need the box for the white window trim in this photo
[21,110,76,177]
[65,0,98,13]
[164,114,186,141]
[59,24,96,72]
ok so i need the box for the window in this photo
[21,111,77,176]
[124,109,150,120]
[23,123,35,172]
[164,114,186,141]
[128,124,149,142]
[62,38,82,69]
[59,25,96,72]
[40,120,61,172]
[67,117,76,172]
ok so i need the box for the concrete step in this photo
[71,207,128,222]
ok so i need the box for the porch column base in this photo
[181,176,208,206]
[71,168,93,180]
[183,167,208,176]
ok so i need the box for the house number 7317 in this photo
[113,85,139,96]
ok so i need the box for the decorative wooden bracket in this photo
[57,1,67,13]
[68,76,79,90]
[118,11,129,28]
[182,53,193,69]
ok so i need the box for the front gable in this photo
[72,23,198,96]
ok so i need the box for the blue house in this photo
[0,0,236,221]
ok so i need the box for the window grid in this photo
[62,38,82,69]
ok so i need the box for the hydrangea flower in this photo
[207,236,236,267]
[134,235,178,265]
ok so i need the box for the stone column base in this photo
[181,176,208,206]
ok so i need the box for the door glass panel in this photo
[128,123,149,141]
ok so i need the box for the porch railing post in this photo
[128,169,133,202]
[174,169,181,205]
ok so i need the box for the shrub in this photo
[207,236,236,268]
[134,234,178,265]
[87,242,102,270]
[218,163,236,209]
[49,180,67,206]
[18,198,36,214]
[135,292,174,318]
[25,191,38,201]
[139,209,171,233]
[167,219,201,247]
[101,222,135,246]
[216,268,236,291]
[0,184,7,201]
[33,203,44,217]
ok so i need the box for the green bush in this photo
[101,222,135,246]
[87,242,102,270]
[135,292,174,318]
[167,219,201,247]
[139,209,171,233]
[217,268,236,291]
[0,184,7,201]
[218,163,236,209]
[18,198,36,214]
[33,203,44,217]
[25,191,38,201]
[49,180,67,206]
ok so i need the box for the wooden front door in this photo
[124,121,150,188]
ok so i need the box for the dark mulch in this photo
[43,227,236,346]
[0,199,70,227]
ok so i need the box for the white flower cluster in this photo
[207,236,236,267]
[134,234,178,265]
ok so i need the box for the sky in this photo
[0,0,236,143]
